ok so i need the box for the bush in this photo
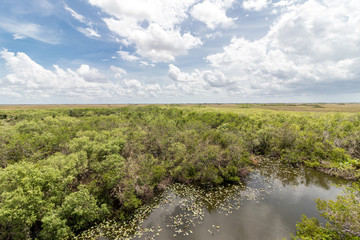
[292,184,360,239]
[1,106,360,238]
[59,187,109,232]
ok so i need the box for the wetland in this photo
[0,105,359,239]
[80,158,349,239]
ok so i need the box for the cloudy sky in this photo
[0,0,359,104]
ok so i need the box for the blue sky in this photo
[0,0,359,104]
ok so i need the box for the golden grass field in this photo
[0,103,359,113]
[205,103,360,113]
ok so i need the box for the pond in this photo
[87,159,349,240]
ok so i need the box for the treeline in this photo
[0,106,359,239]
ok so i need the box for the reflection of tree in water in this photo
[303,168,348,189]
[255,158,346,190]
[169,183,247,213]
[255,158,304,186]
[303,170,329,190]
[152,182,260,238]
[77,182,250,239]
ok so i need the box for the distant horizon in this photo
[1,0,359,104]
[1,102,360,105]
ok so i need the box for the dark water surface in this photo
[88,160,349,240]
[130,160,348,240]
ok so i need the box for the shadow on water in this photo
[80,159,350,240]
[254,158,345,190]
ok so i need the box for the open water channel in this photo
[92,159,349,240]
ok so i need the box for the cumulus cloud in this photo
[76,64,108,83]
[0,50,114,98]
[88,0,202,62]
[168,64,235,87]
[167,64,239,96]
[117,50,140,62]
[243,0,271,11]
[0,50,161,101]
[88,0,196,28]
[168,64,201,82]
[167,65,207,95]
[121,79,161,97]
[110,65,127,78]
[191,0,236,29]
[203,70,235,87]
[206,0,360,96]
[104,19,202,62]
[3,0,359,102]
[123,79,142,89]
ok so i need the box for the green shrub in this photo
[59,187,109,232]
[293,184,360,239]
[1,105,360,238]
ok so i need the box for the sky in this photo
[0,0,359,104]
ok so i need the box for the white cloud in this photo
[206,0,360,96]
[104,20,202,62]
[88,0,196,28]
[205,31,222,39]
[76,64,108,83]
[88,0,202,62]
[0,50,162,101]
[243,0,270,11]
[168,64,201,82]
[123,79,142,89]
[167,64,208,95]
[32,0,54,16]
[3,0,359,102]
[0,50,112,96]
[77,27,101,38]
[110,65,127,78]
[139,61,155,67]
[191,0,236,29]
[9,0,55,17]
[64,3,101,38]
[145,83,161,92]
[64,4,86,23]
[203,70,235,87]
[0,19,60,44]
[117,50,140,62]
[272,0,298,8]
[167,64,237,95]
[121,79,161,97]
[13,34,26,40]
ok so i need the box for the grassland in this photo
[1,103,359,112]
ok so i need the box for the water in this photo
[87,160,349,240]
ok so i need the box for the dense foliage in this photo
[0,106,359,239]
[292,183,360,239]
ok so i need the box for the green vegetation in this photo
[0,105,359,239]
[292,183,360,239]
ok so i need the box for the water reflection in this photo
[254,158,345,190]
[79,159,349,240]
